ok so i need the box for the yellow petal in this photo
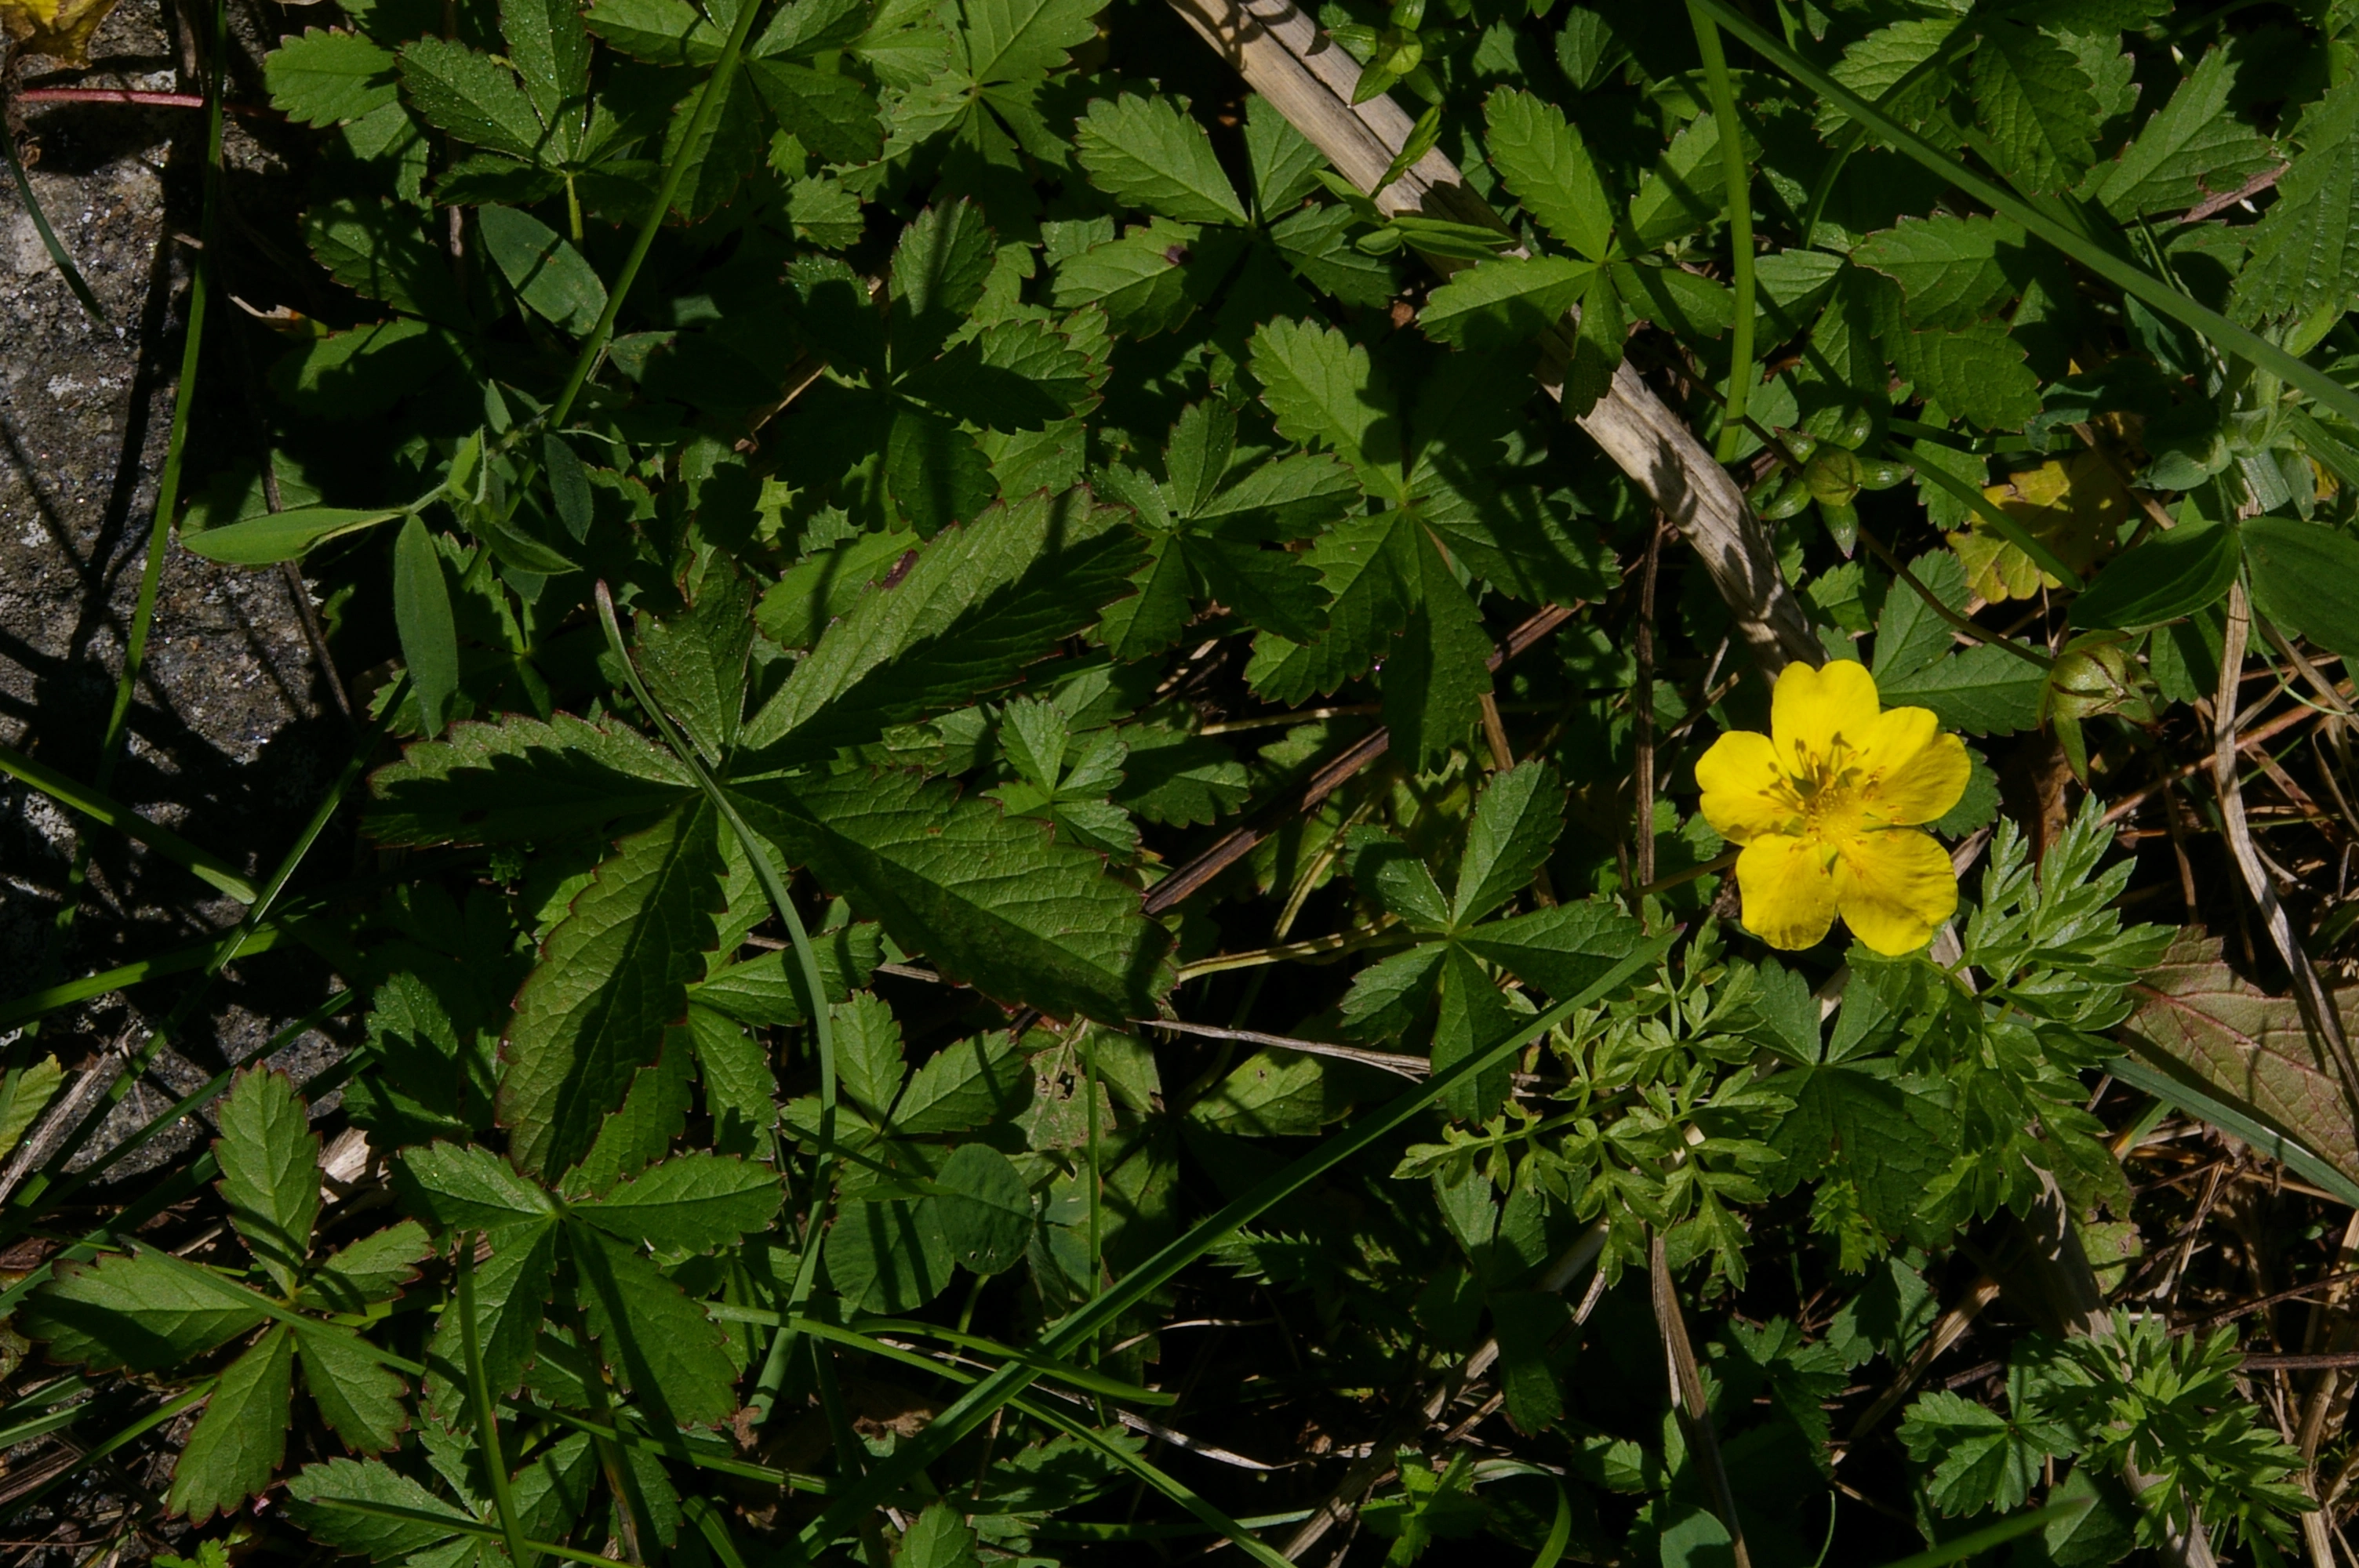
[1868,727,1970,827]
[1694,730,1793,844]
[1770,659,1881,771]
[1736,835,1838,951]
[1833,829,1958,956]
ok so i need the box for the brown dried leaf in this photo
[2124,931,2359,1185]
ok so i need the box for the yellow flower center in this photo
[1768,734,1880,850]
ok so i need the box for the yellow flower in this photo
[1695,662,1969,956]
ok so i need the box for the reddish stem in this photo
[13,88,278,118]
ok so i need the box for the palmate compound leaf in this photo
[213,1068,320,1296]
[1073,93,1249,227]
[738,488,1146,765]
[959,0,1100,88]
[2124,931,2359,1191]
[498,800,728,1178]
[169,1325,296,1523]
[736,768,1171,1025]
[569,1152,784,1251]
[1245,510,1416,706]
[365,712,694,846]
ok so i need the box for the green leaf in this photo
[569,1222,741,1427]
[1051,219,1204,337]
[2235,79,2359,322]
[266,30,399,127]
[1187,1049,1349,1138]
[826,1196,956,1312]
[1888,319,2041,432]
[1245,511,1416,704]
[169,1325,295,1523]
[1852,216,2021,331]
[689,926,879,1026]
[756,527,921,651]
[1384,526,1492,771]
[0,1054,63,1166]
[934,1142,1031,1274]
[569,1040,695,1192]
[1564,266,1626,419]
[285,1458,472,1562]
[1267,203,1397,307]
[214,1068,321,1296]
[2243,516,2359,657]
[896,1502,982,1566]
[892,199,998,345]
[835,993,908,1121]
[180,504,404,565]
[397,1142,558,1236]
[304,198,468,328]
[2096,45,2278,220]
[500,0,590,126]
[1112,726,1248,827]
[1074,93,1249,227]
[398,38,544,163]
[1250,317,1401,493]
[1970,22,2098,194]
[1244,92,1326,216]
[570,1153,783,1250]
[1816,16,1961,143]
[1875,644,2045,735]
[740,769,1169,1024]
[500,801,727,1177]
[1490,1290,1571,1433]
[662,66,764,222]
[1451,762,1564,928]
[1417,256,1593,351]
[365,713,695,846]
[20,1250,269,1373]
[2067,520,2238,630]
[300,1221,434,1315]
[960,0,1100,86]
[740,488,1143,762]
[1628,111,1745,249]
[1455,901,1646,1000]
[392,517,460,735]
[1897,1388,2063,1517]
[746,58,885,165]
[1482,85,1612,262]
[891,1032,1032,1135]
[634,564,754,766]
[426,1221,558,1417]
[478,204,607,337]
[1771,1061,1957,1250]
[588,0,725,61]
[297,1328,409,1455]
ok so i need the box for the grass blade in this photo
[1870,1495,2092,1568]
[2,131,105,323]
[1689,0,2359,430]
[0,742,260,903]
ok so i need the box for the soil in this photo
[2,0,358,1177]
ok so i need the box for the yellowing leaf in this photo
[1950,452,2125,604]
[1,0,123,64]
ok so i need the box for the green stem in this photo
[1688,2,1755,462]
[591,583,839,1425]
[1687,0,2359,430]
[547,0,772,428]
[2,131,105,321]
[458,1234,536,1568]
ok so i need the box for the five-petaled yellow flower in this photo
[1696,662,1969,956]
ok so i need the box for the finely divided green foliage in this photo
[18,0,2359,1559]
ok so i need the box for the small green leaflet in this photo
[1969,21,2099,194]
[1418,256,1594,351]
[1852,215,2022,331]
[2232,77,2359,323]
[265,29,401,126]
[478,205,608,336]
[392,517,460,736]
[182,505,405,565]
[2095,45,2278,220]
[1482,86,1613,262]
[1074,93,1250,227]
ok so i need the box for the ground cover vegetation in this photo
[13,0,2359,1560]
